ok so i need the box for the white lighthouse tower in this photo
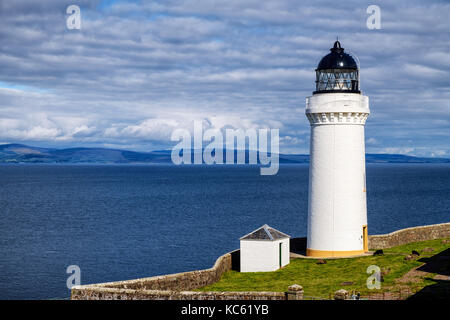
[305,41,370,257]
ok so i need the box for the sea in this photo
[0,163,449,299]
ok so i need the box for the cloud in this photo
[0,0,449,155]
[366,137,380,146]
[380,147,416,155]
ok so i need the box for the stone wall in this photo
[71,248,290,300]
[72,249,237,300]
[368,222,450,249]
[71,286,285,300]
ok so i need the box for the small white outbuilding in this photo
[240,224,290,272]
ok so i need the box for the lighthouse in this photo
[305,41,370,257]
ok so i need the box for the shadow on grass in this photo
[416,248,450,275]
[408,248,450,300]
[407,278,450,300]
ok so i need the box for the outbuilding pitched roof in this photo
[239,224,290,241]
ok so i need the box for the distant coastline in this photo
[1,143,449,164]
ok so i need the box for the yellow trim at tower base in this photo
[306,248,365,258]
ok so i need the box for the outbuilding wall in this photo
[240,238,289,272]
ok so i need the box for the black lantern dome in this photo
[314,41,360,94]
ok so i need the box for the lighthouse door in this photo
[363,225,368,252]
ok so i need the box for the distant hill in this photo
[0,144,172,164]
[0,144,449,164]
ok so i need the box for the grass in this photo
[196,238,450,298]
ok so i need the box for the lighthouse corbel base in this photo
[305,93,370,258]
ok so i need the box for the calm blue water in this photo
[0,164,449,299]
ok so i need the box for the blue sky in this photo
[0,0,449,156]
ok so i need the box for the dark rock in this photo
[381,268,391,276]
[411,250,420,256]
[373,249,384,256]
[405,254,416,261]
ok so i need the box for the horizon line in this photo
[0,143,449,159]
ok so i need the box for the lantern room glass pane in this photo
[315,69,359,93]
